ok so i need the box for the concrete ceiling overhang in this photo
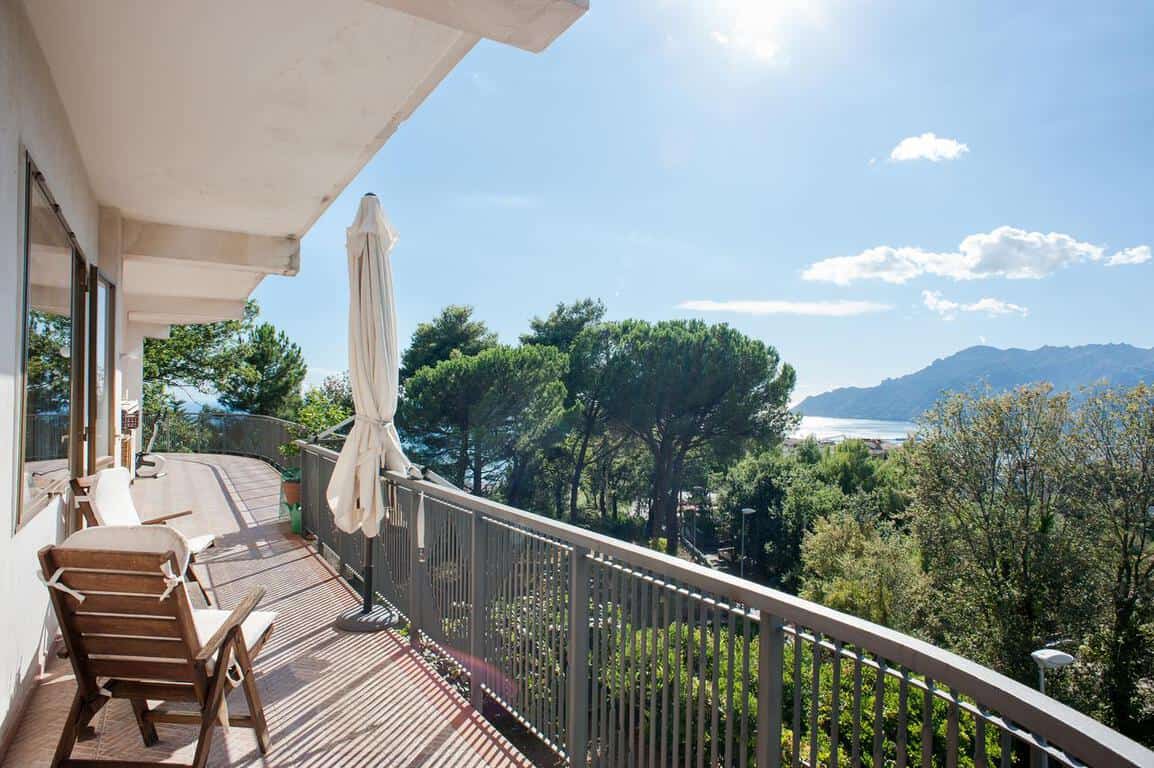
[24,0,585,326]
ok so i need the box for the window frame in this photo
[87,267,117,472]
[14,154,89,532]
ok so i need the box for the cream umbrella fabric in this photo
[326,193,416,538]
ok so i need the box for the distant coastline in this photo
[795,343,1154,421]
[792,416,916,442]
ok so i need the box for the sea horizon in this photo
[792,415,917,442]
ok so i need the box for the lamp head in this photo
[1031,649,1074,670]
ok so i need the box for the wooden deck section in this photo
[2,454,532,768]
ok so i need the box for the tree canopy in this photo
[400,304,497,382]
[1066,385,1154,736]
[399,344,567,493]
[521,298,606,353]
[909,386,1098,682]
[217,322,307,418]
[601,319,797,553]
[142,301,257,414]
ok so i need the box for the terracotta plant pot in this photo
[282,479,301,506]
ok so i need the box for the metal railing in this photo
[297,440,1151,768]
[143,411,302,470]
[26,413,70,461]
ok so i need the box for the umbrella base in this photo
[333,604,398,633]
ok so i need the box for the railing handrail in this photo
[301,441,1153,767]
[178,411,304,429]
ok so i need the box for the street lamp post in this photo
[1031,648,1073,696]
[1031,648,1074,768]
[740,507,755,579]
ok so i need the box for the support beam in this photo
[132,323,171,340]
[125,295,246,326]
[370,0,587,53]
[102,206,129,467]
[122,218,300,276]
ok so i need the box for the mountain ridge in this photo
[794,343,1154,421]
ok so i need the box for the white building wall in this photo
[0,0,102,751]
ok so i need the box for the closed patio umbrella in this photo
[327,192,417,631]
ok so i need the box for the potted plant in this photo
[280,465,302,506]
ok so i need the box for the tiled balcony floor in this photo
[2,454,532,767]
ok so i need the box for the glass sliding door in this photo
[18,158,86,526]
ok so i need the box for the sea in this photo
[792,416,917,442]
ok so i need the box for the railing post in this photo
[300,447,310,532]
[566,546,591,764]
[409,491,424,649]
[469,510,485,710]
[758,611,784,768]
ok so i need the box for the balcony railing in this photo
[296,441,1154,768]
[143,411,301,470]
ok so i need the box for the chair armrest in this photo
[195,586,266,663]
[143,509,194,524]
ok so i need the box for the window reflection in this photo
[22,175,74,516]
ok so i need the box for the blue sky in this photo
[253,0,1154,402]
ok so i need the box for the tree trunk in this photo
[1107,593,1139,735]
[568,408,597,523]
[471,440,484,495]
[505,454,533,509]
[663,490,680,555]
[665,450,685,556]
[649,440,675,547]
[553,474,564,519]
[648,471,664,541]
[454,429,470,489]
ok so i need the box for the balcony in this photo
[1,452,533,767]
[5,415,1152,768]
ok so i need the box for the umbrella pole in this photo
[334,537,395,632]
[362,542,374,614]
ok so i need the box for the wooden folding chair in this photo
[39,525,275,768]
[71,467,215,605]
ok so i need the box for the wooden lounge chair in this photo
[71,466,215,604]
[39,525,275,768]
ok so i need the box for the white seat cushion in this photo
[62,524,191,575]
[89,467,143,526]
[186,533,216,555]
[193,608,276,672]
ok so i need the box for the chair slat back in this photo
[39,547,203,690]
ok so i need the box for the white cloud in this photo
[803,226,1148,285]
[1107,245,1151,266]
[954,227,1102,279]
[678,299,892,317]
[889,132,969,162]
[801,246,955,285]
[922,290,1028,319]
